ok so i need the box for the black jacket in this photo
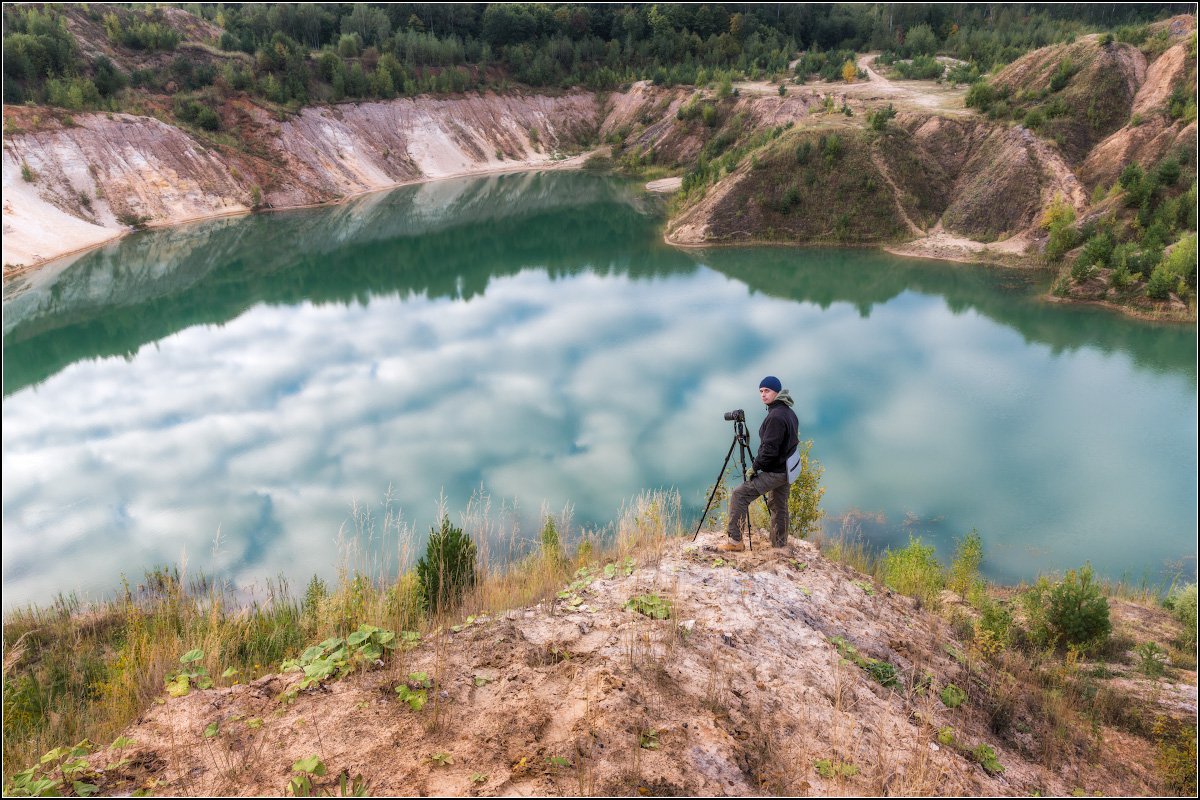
[754,398,799,474]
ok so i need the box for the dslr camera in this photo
[723,409,745,422]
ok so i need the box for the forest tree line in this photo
[3,3,1192,111]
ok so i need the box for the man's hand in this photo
[745,467,757,481]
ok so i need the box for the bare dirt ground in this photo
[83,533,1187,797]
[736,53,970,116]
[645,176,682,193]
[850,54,973,116]
[884,224,1032,267]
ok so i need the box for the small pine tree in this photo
[302,573,328,621]
[1047,564,1111,647]
[540,515,561,561]
[416,516,477,614]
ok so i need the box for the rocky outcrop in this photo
[267,92,600,207]
[1078,37,1198,191]
[991,35,1146,165]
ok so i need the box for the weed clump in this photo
[879,535,944,608]
[947,529,984,597]
[416,516,477,614]
[624,593,671,620]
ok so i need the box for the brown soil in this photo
[81,533,1190,797]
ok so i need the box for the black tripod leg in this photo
[691,435,740,542]
[736,436,753,552]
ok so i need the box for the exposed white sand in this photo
[2,152,123,271]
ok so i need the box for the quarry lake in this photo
[3,171,1196,608]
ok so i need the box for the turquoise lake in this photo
[2,171,1196,608]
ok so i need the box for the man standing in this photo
[718,376,799,551]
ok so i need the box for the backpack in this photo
[786,444,802,484]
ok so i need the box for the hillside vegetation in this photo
[3,5,1196,316]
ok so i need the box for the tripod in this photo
[692,415,758,550]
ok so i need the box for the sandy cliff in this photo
[2,92,602,271]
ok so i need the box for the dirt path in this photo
[737,54,971,115]
[869,152,925,236]
[847,54,972,115]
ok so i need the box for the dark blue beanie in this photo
[759,375,782,392]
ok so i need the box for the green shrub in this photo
[940,683,967,708]
[1070,257,1096,283]
[1155,157,1182,187]
[1135,641,1168,678]
[972,743,1004,775]
[173,98,220,131]
[946,62,981,85]
[302,574,328,620]
[1119,162,1145,190]
[1166,583,1197,646]
[868,103,897,131]
[1168,84,1197,123]
[1115,24,1148,45]
[787,440,825,538]
[624,593,671,619]
[879,536,944,608]
[894,53,943,80]
[1086,230,1114,263]
[975,597,1013,653]
[1046,564,1111,648]
[1160,233,1197,290]
[947,530,983,597]
[416,516,477,613]
[1146,264,1177,299]
[1049,58,1077,92]
[965,80,997,112]
[1045,225,1081,262]
[821,133,843,163]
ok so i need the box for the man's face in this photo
[760,387,778,405]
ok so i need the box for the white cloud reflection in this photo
[3,266,1196,607]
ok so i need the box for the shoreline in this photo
[8,158,1196,326]
[2,149,597,280]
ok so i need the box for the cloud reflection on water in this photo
[2,173,1196,608]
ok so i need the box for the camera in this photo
[723,409,745,422]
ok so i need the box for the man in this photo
[719,375,799,551]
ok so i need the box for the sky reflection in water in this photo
[2,172,1196,608]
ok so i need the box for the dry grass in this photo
[2,488,685,784]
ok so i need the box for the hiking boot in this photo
[717,539,746,552]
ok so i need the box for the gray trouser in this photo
[726,471,790,547]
